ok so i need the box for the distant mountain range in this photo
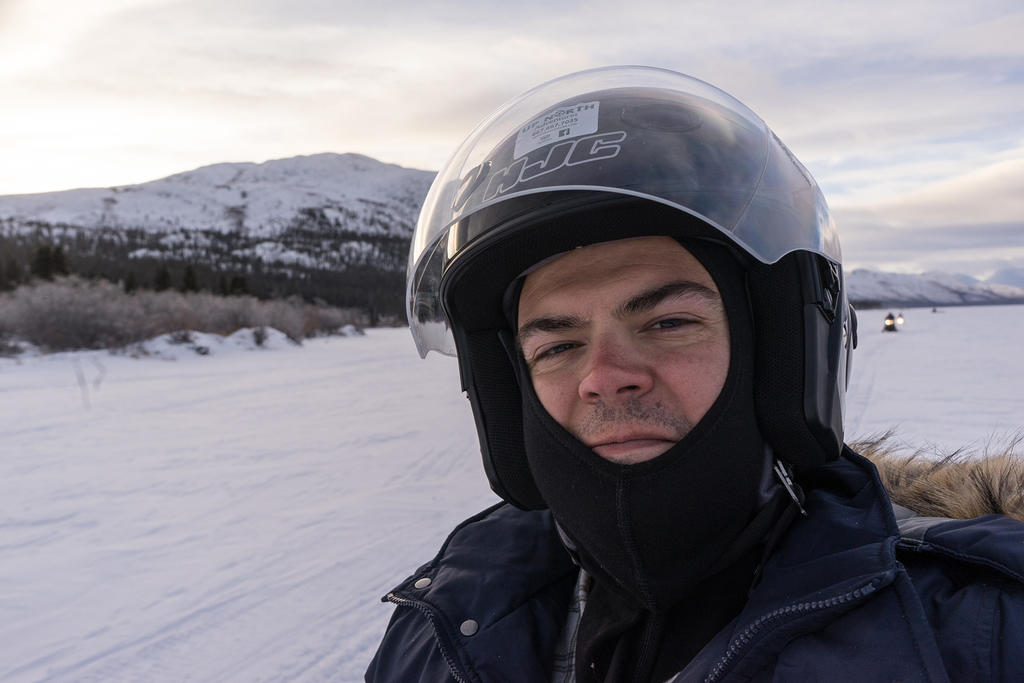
[1,153,1022,315]
[846,269,1024,308]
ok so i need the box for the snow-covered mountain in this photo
[846,268,1024,307]
[0,153,433,239]
[0,154,435,319]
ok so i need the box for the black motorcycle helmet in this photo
[407,66,857,509]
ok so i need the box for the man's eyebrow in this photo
[517,314,585,347]
[618,280,720,316]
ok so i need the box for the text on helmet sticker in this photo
[514,101,600,159]
[483,130,626,201]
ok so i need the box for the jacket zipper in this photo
[385,591,472,683]
[702,580,880,683]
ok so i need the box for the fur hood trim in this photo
[853,434,1024,523]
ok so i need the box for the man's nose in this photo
[577,336,654,402]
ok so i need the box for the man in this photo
[368,67,1024,682]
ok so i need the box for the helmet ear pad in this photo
[457,324,547,509]
[747,251,850,470]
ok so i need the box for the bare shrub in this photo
[168,330,195,345]
[0,277,139,350]
[252,326,268,347]
[0,337,23,356]
[0,276,366,352]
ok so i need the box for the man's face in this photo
[517,236,730,465]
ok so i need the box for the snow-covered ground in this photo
[844,305,1023,448]
[1,304,1021,682]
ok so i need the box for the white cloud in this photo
[836,151,1024,226]
[875,157,1024,226]
[915,9,1024,59]
[0,0,175,77]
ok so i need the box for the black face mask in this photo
[514,239,785,613]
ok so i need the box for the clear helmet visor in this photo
[408,66,839,357]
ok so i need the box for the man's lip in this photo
[588,437,676,456]
[587,434,676,448]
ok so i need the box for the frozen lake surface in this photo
[1,304,1021,681]
[844,305,1023,448]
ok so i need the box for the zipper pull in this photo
[774,460,808,517]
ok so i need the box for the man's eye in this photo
[652,318,690,329]
[537,342,576,359]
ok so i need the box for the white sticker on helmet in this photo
[513,101,599,159]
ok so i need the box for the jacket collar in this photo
[679,448,903,680]
[750,447,901,604]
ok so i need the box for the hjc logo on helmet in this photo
[483,130,626,201]
[453,129,628,211]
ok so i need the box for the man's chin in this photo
[591,439,676,464]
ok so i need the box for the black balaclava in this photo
[511,238,793,682]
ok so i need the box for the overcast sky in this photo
[1,0,1021,276]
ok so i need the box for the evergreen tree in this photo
[229,275,248,296]
[51,245,70,276]
[124,271,138,294]
[30,245,54,280]
[154,265,172,291]
[7,257,19,287]
[181,264,199,293]
[218,274,229,296]
[366,290,379,327]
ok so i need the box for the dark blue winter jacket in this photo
[366,450,1024,682]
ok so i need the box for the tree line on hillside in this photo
[0,240,253,297]
[0,222,408,325]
